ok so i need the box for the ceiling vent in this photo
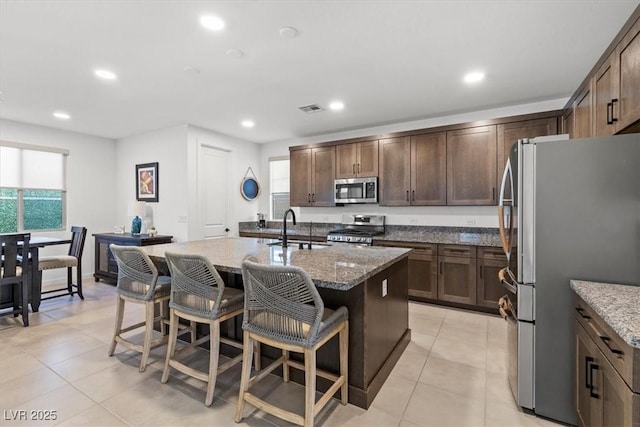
[298,104,325,114]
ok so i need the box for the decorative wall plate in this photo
[240,167,260,201]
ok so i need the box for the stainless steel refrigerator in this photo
[497,133,640,425]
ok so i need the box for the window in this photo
[0,142,68,233]
[269,158,290,220]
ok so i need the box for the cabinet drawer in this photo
[477,246,507,261]
[575,295,639,393]
[375,240,436,256]
[438,244,475,258]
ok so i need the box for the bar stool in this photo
[161,252,245,406]
[108,244,171,372]
[235,260,349,427]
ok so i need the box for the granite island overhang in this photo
[140,237,412,409]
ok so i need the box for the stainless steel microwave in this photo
[334,177,378,204]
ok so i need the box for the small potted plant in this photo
[149,226,158,236]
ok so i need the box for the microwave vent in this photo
[298,104,325,114]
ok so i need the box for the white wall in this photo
[115,124,260,242]
[259,98,569,227]
[115,125,189,241]
[0,118,117,283]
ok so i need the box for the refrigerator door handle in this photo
[499,267,518,294]
[498,159,515,260]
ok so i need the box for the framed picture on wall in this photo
[136,162,159,202]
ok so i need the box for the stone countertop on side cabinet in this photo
[239,222,504,247]
[570,280,640,348]
[376,226,503,247]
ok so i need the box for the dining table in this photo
[1,235,72,314]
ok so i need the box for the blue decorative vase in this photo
[131,215,142,235]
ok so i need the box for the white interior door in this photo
[198,145,229,239]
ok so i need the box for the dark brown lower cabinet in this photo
[374,241,511,312]
[374,241,437,300]
[575,295,640,427]
[93,233,173,283]
[476,246,516,309]
[437,245,477,305]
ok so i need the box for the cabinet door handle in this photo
[492,187,496,201]
[412,190,415,201]
[600,336,624,357]
[439,262,443,275]
[406,190,409,202]
[479,265,483,280]
[585,356,592,390]
[358,163,360,173]
[312,193,315,203]
[308,193,311,203]
[607,102,613,125]
[353,164,356,174]
[611,98,618,123]
[575,307,591,320]
[588,359,600,399]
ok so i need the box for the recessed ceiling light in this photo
[226,49,244,59]
[53,111,71,120]
[241,120,255,128]
[183,66,200,74]
[464,71,485,84]
[329,101,345,111]
[200,15,225,31]
[94,69,117,80]
[279,27,298,38]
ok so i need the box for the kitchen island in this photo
[140,237,412,409]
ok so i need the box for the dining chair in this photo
[161,252,245,406]
[108,244,171,372]
[236,260,349,427]
[0,233,31,326]
[39,226,87,300]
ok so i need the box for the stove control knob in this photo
[347,236,352,242]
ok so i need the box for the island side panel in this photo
[364,256,409,385]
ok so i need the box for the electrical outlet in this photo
[465,218,476,226]
[382,279,388,297]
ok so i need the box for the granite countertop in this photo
[141,237,411,291]
[239,222,504,247]
[570,280,640,348]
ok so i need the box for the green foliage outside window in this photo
[0,188,63,233]
[0,188,18,233]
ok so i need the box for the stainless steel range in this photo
[326,214,385,246]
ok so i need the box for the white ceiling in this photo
[1,1,638,144]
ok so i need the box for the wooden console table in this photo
[93,233,173,283]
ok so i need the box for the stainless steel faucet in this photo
[282,208,296,247]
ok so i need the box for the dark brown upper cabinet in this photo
[446,126,497,206]
[574,84,594,139]
[379,132,446,206]
[497,117,558,171]
[335,140,379,179]
[290,146,335,207]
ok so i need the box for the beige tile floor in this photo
[0,280,564,427]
